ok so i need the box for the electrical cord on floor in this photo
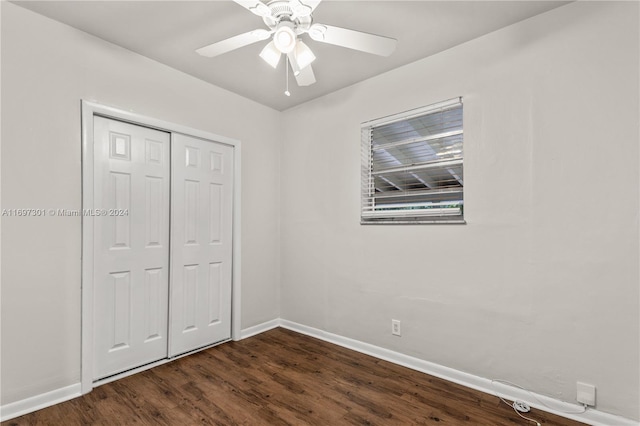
[490,379,588,426]
[490,381,542,426]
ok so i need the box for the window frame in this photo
[360,97,465,225]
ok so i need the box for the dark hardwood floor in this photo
[4,328,586,425]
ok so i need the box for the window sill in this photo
[361,219,467,225]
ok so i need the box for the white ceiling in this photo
[13,0,569,111]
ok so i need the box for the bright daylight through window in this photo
[361,97,464,224]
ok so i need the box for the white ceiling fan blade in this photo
[232,0,272,17]
[196,29,271,58]
[295,63,316,87]
[290,0,322,17]
[308,24,397,57]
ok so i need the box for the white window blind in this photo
[361,97,464,224]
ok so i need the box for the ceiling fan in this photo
[196,0,397,89]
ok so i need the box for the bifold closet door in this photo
[169,134,234,356]
[93,117,170,380]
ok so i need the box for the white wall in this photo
[0,2,281,405]
[280,1,639,420]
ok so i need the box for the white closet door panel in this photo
[170,134,233,356]
[93,117,170,380]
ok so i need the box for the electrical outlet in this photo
[391,319,401,336]
[576,382,596,406]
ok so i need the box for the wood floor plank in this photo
[3,328,587,426]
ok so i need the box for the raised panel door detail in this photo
[186,146,199,168]
[208,263,222,325]
[209,184,222,244]
[145,139,163,165]
[110,172,131,249]
[109,271,131,352]
[110,132,131,161]
[144,268,163,342]
[183,265,198,332]
[184,180,199,245]
[145,177,163,247]
[210,152,223,173]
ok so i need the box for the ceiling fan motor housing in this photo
[263,1,312,33]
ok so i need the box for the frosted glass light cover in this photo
[259,41,282,68]
[295,41,316,70]
[274,26,296,53]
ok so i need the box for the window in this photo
[361,97,464,224]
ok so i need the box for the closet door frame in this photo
[80,100,242,395]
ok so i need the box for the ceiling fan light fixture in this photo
[294,40,316,70]
[259,41,282,68]
[198,0,397,90]
[274,24,297,53]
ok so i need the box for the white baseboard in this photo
[239,318,280,339]
[279,319,638,426]
[0,383,82,422]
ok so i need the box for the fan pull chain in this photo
[285,56,291,97]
